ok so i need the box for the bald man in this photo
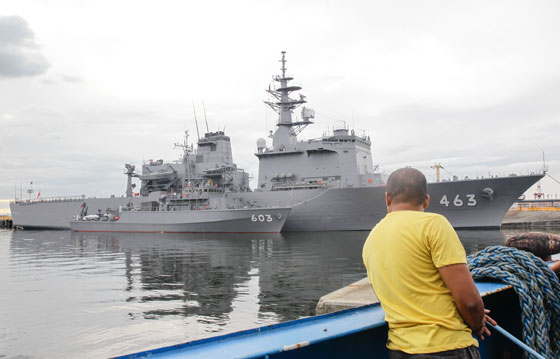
[362,168,495,358]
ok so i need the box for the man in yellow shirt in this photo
[362,168,495,358]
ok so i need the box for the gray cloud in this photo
[41,73,84,86]
[0,15,49,78]
[59,74,83,83]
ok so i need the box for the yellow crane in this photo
[431,163,444,182]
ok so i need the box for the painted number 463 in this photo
[440,194,477,207]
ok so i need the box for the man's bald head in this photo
[386,168,427,206]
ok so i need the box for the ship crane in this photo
[124,164,139,197]
[431,163,444,183]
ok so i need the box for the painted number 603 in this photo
[251,214,273,222]
[439,194,477,207]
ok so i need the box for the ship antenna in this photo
[280,51,287,78]
[202,100,210,133]
[541,151,548,174]
[192,101,200,140]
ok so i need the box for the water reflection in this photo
[68,231,370,321]
[72,232,282,324]
[3,227,555,358]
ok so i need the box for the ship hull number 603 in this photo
[251,214,274,222]
[439,194,477,207]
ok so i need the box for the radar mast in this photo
[264,51,315,150]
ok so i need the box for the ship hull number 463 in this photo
[439,194,477,207]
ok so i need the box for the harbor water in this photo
[1,228,557,358]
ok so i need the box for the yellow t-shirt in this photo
[362,210,477,353]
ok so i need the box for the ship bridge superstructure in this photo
[255,52,382,191]
[137,130,249,196]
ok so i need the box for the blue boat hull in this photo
[114,281,525,358]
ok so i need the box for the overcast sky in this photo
[1,0,559,213]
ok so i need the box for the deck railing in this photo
[11,196,88,205]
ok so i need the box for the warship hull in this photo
[10,197,144,230]
[10,174,542,231]
[70,207,291,233]
[237,174,542,231]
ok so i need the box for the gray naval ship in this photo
[10,52,544,231]
[69,133,290,234]
[70,202,290,234]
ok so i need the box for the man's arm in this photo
[438,263,495,338]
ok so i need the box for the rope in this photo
[467,246,560,359]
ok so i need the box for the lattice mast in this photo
[264,51,315,149]
[174,130,195,182]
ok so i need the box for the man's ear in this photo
[423,194,430,209]
[385,192,393,212]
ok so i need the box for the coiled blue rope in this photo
[467,246,560,359]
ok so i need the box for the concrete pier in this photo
[502,209,560,229]
[315,278,378,315]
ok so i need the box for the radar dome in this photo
[257,138,266,150]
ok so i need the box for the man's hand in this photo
[438,263,494,335]
[474,309,497,340]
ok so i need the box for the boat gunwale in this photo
[114,281,512,359]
